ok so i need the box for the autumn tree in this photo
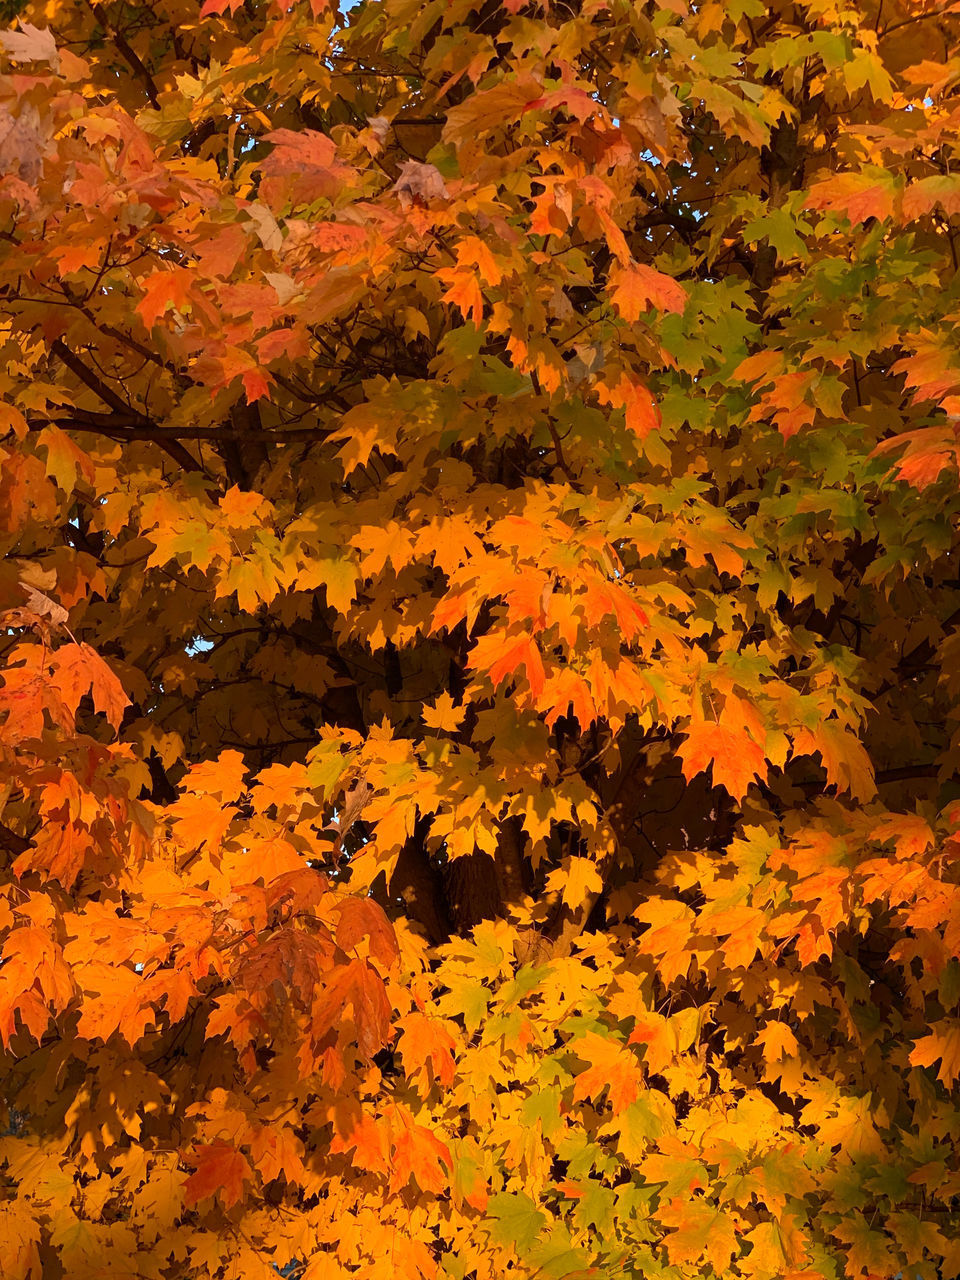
[2,0,960,1276]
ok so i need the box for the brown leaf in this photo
[328,777,373,856]
[311,958,393,1059]
[335,896,400,969]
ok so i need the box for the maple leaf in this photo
[892,344,960,404]
[330,1110,389,1174]
[438,268,484,325]
[398,1011,458,1091]
[571,1032,643,1114]
[627,1010,680,1074]
[525,87,604,124]
[392,161,449,208]
[0,1201,41,1280]
[546,855,604,910]
[295,552,358,614]
[457,235,502,287]
[184,749,247,802]
[183,1142,253,1210]
[902,174,960,220]
[470,633,546,696]
[679,718,768,801]
[136,269,195,329]
[594,372,662,438]
[261,129,352,207]
[805,172,896,225]
[873,424,960,489]
[335,897,399,970]
[756,1021,800,1063]
[206,995,267,1072]
[199,0,245,14]
[609,262,686,318]
[48,643,128,728]
[630,899,696,984]
[0,925,73,1046]
[422,692,466,734]
[168,790,235,852]
[910,1021,960,1086]
[539,667,597,732]
[311,958,393,1059]
[388,1109,453,1195]
[792,723,876,802]
[830,1218,896,1277]
[657,1197,739,1273]
[703,904,766,968]
[486,1191,546,1253]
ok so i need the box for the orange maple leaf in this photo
[471,633,546,696]
[678,718,767,801]
[594,371,663,437]
[183,1142,253,1210]
[805,172,896,225]
[335,897,400,970]
[438,267,484,326]
[398,1011,458,1092]
[50,642,128,728]
[609,262,686,318]
[571,1032,643,1114]
[910,1020,960,1086]
[387,1107,453,1195]
[136,268,195,329]
[657,1197,739,1273]
[330,1110,390,1174]
[311,958,393,1059]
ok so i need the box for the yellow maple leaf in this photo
[546,855,603,909]
[422,693,466,734]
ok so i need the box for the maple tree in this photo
[2,0,960,1276]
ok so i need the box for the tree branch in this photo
[50,340,143,420]
[86,1,160,107]
[47,344,203,473]
[44,416,328,444]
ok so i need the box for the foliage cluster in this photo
[1,0,960,1278]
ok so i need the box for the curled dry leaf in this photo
[0,22,59,70]
[392,161,449,208]
[0,103,50,185]
[19,583,68,627]
[367,116,390,145]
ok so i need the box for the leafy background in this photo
[0,0,959,1277]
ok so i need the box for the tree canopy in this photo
[1,0,960,1277]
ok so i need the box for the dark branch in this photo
[86,1,160,107]
[47,344,203,473]
[48,417,328,443]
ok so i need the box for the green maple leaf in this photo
[486,1191,546,1253]
[435,975,490,1034]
